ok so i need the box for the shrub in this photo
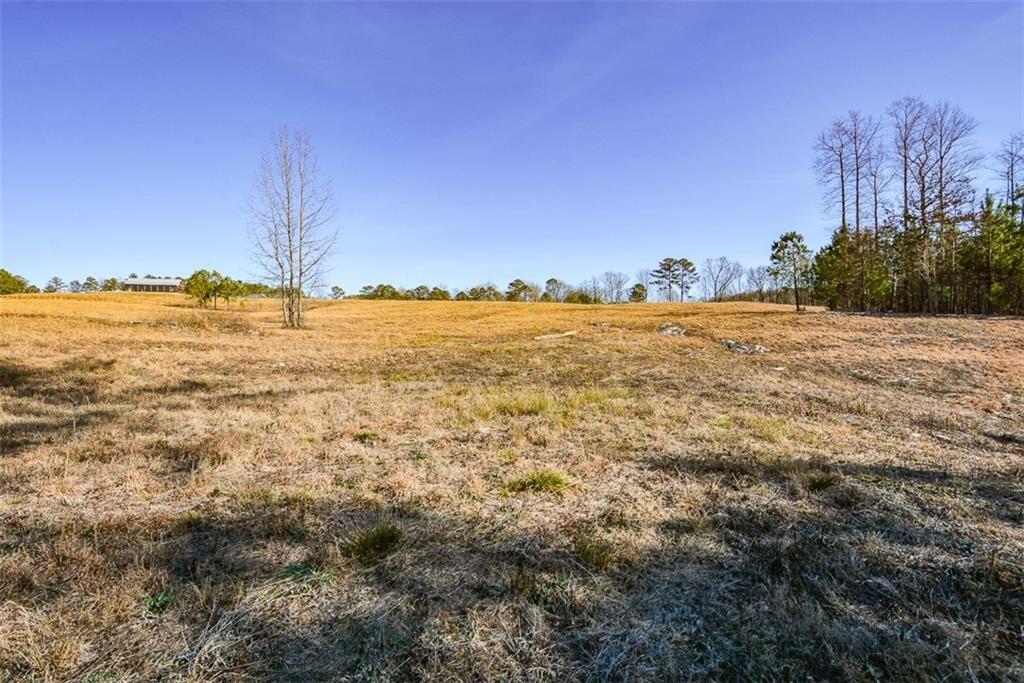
[573,534,616,569]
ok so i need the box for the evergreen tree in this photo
[628,283,648,303]
[770,232,812,311]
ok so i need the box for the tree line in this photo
[0,254,808,309]
[4,111,1019,318]
[810,98,1023,314]
[349,256,799,305]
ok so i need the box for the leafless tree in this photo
[584,276,603,302]
[888,97,928,224]
[843,111,882,236]
[746,266,769,303]
[815,119,851,229]
[635,268,652,295]
[865,139,891,239]
[700,257,744,302]
[928,102,980,223]
[600,271,629,303]
[996,132,1024,222]
[928,102,980,310]
[248,127,337,328]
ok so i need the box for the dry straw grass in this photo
[1,292,1022,680]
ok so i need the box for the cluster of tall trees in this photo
[181,269,274,308]
[0,269,35,294]
[812,98,1023,314]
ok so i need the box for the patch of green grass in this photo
[485,393,554,418]
[806,470,842,492]
[472,388,633,421]
[142,589,174,615]
[236,487,313,512]
[573,534,616,569]
[349,522,403,564]
[505,467,572,494]
[353,430,381,445]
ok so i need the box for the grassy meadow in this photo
[1,293,1022,680]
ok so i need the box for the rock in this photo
[721,339,769,354]
[533,330,578,341]
[659,323,685,336]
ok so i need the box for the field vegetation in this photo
[1,293,1022,680]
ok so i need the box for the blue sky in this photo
[2,1,1021,292]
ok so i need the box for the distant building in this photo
[122,277,182,293]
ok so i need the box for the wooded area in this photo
[812,99,1023,314]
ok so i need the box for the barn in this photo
[122,277,183,293]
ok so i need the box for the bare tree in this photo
[635,268,652,295]
[815,119,851,229]
[865,139,891,239]
[996,132,1024,223]
[928,102,980,223]
[700,257,744,302]
[887,97,928,224]
[600,271,629,303]
[249,127,337,328]
[746,266,769,303]
[843,111,882,237]
[583,276,602,302]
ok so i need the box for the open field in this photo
[1,293,1022,680]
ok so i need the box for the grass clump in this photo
[805,470,842,492]
[573,534,616,570]
[505,467,572,494]
[353,430,381,445]
[349,522,403,564]
[473,388,634,421]
[481,393,553,418]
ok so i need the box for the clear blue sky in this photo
[2,1,1021,292]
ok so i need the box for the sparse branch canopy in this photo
[248,126,337,328]
[700,257,744,302]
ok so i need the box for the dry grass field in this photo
[1,293,1022,681]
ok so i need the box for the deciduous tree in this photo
[249,126,337,328]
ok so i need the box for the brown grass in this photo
[1,293,1022,680]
